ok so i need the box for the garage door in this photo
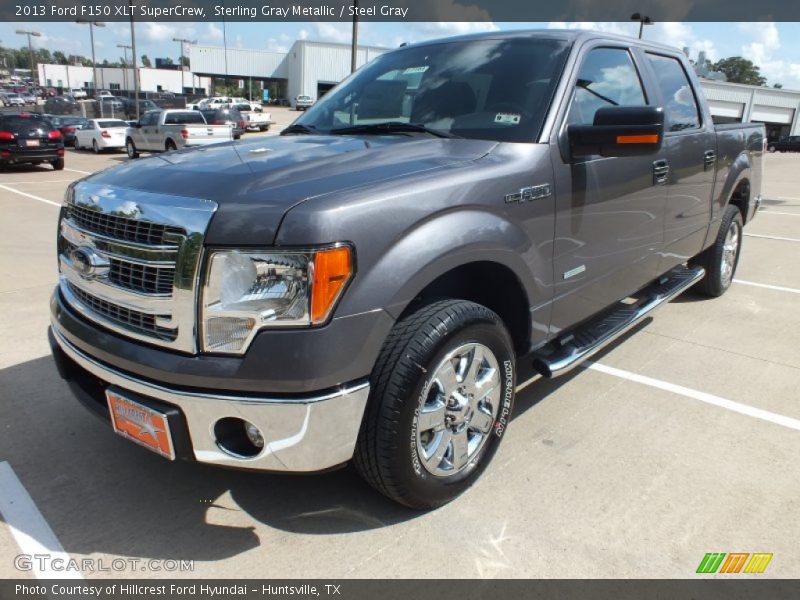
[708,99,744,119]
[751,105,795,124]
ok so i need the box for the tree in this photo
[773,83,784,89]
[179,56,190,68]
[141,54,152,67]
[711,56,767,86]
[53,51,68,65]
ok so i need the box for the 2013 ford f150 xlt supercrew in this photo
[50,30,764,509]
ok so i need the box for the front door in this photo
[549,45,668,333]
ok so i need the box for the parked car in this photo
[230,97,262,112]
[294,94,314,110]
[20,91,38,105]
[74,118,128,153]
[200,106,247,139]
[124,109,233,157]
[49,30,764,509]
[767,135,800,153]
[120,98,159,120]
[97,96,125,114]
[70,88,88,99]
[47,116,89,146]
[187,96,231,111]
[2,93,25,107]
[231,103,273,132]
[0,112,64,169]
[44,95,79,115]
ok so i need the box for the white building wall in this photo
[700,79,800,135]
[189,45,289,79]
[37,64,211,93]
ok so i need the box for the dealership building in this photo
[37,38,800,140]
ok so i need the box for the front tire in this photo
[126,138,139,159]
[354,300,515,509]
[691,204,743,297]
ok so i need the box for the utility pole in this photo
[117,44,131,92]
[350,0,359,73]
[129,0,140,120]
[76,20,105,95]
[172,38,196,95]
[15,29,41,85]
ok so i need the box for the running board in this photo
[531,265,705,378]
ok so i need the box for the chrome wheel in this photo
[720,219,740,287]
[415,343,501,477]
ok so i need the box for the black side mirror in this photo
[568,106,664,159]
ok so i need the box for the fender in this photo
[338,208,546,324]
[704,150,751,248]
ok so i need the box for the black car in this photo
[46,115,89,146]
[44,95,79,115]
[121,98,159,120]
[768,135,800,153]
[200,107,246,139]
[0,113,65,170]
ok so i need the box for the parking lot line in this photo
[0,462,83,580]
[744,233,800,242]
[734,279,800,294]
[64,167,93,175]
[760,210,800,217]
[0,183,61,208]
[586,362,800,432]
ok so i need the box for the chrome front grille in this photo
[58,183,217,353]
[68,283,176,341]
[67,203,185,246]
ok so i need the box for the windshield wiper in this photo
[281,123,319,136]
[330,122,460,139]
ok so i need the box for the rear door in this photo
[549,44,667,332]
[640,51,716,268]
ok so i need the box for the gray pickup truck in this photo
[50,30,763,509]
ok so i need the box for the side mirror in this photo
[568,106,664,159]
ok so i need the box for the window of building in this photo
[109,83,120,91]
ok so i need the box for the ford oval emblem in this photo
[70,247,110,280]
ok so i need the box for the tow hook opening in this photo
[213,417,265,458]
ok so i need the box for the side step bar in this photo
[531,265,705,378]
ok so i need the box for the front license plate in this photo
[23,139,40,147]
[106,390,176,460]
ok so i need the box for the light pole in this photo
[350,0,359,73]
[630,13,653,39]
[15,29,41,84]
[117,44,132,92]
[129,0,140,121]
[172,38,196,95]
[76,20,105,96]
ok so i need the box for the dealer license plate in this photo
[106,389,176,460]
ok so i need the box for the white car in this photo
[74,118,128,152]
[71,88,88,99]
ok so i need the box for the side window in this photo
[646,54,701,132]
[567,48,647,125]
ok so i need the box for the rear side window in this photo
[567,48,647,125]
[164,112,204,125]
[646,54,701,132]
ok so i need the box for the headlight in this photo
[201,245,353,354]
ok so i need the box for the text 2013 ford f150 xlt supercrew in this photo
[50,30,764,509]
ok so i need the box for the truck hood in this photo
[87,134,497,245]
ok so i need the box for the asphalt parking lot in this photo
[0,136,798,579]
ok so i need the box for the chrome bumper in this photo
[51,324,370,472]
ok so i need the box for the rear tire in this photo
[353,299,516,509]
[92,139,100,154]
[51,158,64,171]
[165,139,177,152]
[691,204,743,297]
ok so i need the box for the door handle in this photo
[703,150,716,170]
[653,159,670,185]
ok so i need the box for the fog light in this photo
[243,421,264,448]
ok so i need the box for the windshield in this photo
[295,37,570,143]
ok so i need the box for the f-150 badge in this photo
[505,184,552,204]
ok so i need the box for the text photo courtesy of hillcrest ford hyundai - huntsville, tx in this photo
[0,0,800,596]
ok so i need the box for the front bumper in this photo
[49,323,370,473]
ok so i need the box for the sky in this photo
[2,20,800,90]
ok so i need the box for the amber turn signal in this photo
[616,134,660,144]
[311,246,353,324]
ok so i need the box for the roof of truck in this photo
[400,28,683,56]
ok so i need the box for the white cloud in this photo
[206,23,224,43]
[736,22,800,89]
